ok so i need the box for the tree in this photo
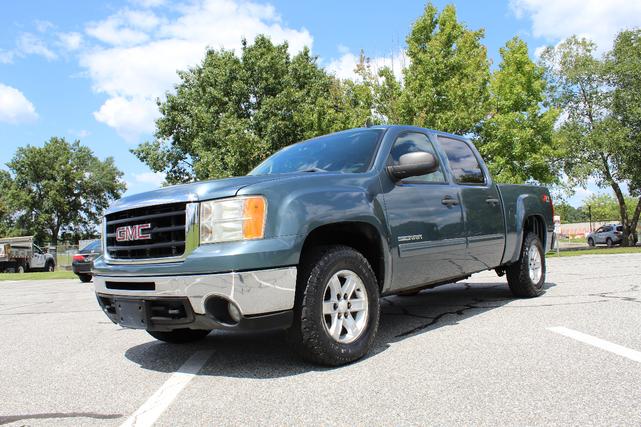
[475,37,559,184]
[581,193,638,222]
[399,3,490,134]
[6,137,125,245]
[608,29,641,243]
[133,36,364,183]
[554,202,588,223]
[0,170,18,236]
[541,36,637,245]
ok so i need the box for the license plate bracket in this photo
[115,299,148,329]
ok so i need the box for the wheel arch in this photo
[299,221,390,293]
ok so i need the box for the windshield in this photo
[81,240,101,253]
[249,129,384,175]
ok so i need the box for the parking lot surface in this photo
[1,253,640,426]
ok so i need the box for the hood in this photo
[106,175,280,214]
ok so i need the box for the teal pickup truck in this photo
[94,125,554,365]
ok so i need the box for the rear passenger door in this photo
[438,137,505,272]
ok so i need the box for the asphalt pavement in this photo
[1,253,640,426]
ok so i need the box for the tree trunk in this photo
[630,196,641,246]
[601,154,632,246]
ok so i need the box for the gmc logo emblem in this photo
[116,223,152,242]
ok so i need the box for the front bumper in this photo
[94,266,297,330]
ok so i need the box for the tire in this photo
[78,274,92,283]
[287,245,380,366]
[606,238,613,248]
[147,329,211,343]
[587,238,595,247]
[45,261,55,272]
[17,265,25,274]
[507,233,545,298]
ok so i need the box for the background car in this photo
[586,224,623,247]
[72,240,101,282]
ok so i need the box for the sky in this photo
[1,0,640,206]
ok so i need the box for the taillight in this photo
[73,254,85,262]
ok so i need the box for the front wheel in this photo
[587,238,595,247]
[288,245,380,366]
[147,329,211,343]
[507,233,545,298]
[45,262,54,272]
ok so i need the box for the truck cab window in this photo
[439,137,485,184]
[389,133,445,183]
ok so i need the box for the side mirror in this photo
[387,151,439,181]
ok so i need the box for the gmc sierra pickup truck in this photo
[94,125,554,365]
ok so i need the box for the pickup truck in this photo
[94,125,554,365]
[0,236,56,273]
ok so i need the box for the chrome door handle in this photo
[441,196,459,206]
[486,198,500,206]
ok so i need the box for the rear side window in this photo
[438,137,485,184]
[389,132,446,183]
[616,226,623,232]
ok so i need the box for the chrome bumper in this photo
[93,266,297,316]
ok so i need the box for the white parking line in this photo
[120,350,214,427]
[548,326,641,363]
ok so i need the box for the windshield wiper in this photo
[299,167,327,173]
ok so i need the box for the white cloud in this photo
[130,0,166,7]
[57,32,83,51]
[133,171,165,187]
[81,0,313,142]
[510,0,641,50]
[326,48,407,81]
[0,50,15,64]
[17,33,57,60]
[93,96,159,142]
[0,83,38,124]
[68,129,91,138]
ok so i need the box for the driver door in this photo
[31,245,45,269]
[382,132,467,291]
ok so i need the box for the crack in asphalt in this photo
[387,282,640,338]
[0,412,122,425]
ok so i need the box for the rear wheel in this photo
[606,238,613,248]
[17,265,25,274]
[78,274,92,283]
[507,233,545,298]
[587,237,595,247]
[147,329,211,343]
[288,245,380,366]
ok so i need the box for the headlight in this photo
[200,196,266,244]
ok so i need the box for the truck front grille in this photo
[105,203,187,260]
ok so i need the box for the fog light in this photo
[228,302,241,323]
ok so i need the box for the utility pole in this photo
[588,205,593,232]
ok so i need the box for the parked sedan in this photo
[72,240,101,282]
[586,224,623,247]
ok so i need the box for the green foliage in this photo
[132,36,368,183]
[541,33,641,244]
[581,193,638,222]
[608,29,641,226]
[554,202,588,223]
[399,3,490,134]
[476,37,559,184]
[5,137,125,244]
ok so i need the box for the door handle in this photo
[441,196,459,206]
[486,198,500,206]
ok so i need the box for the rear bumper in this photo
[94,266,297,331]
[72,262,92,274]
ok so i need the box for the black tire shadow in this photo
[124,281,557,378]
